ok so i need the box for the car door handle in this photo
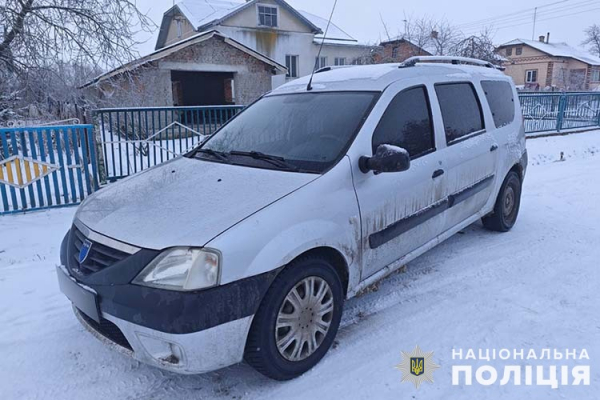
[490,144,499,152]
[432,169,444,179]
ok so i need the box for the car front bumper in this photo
[73,304,253,374]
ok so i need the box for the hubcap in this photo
[503,186,515,217]
[275,276,334,362]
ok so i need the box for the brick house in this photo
[496,36,600,91]
[376,38,431,63]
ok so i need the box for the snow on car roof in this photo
[271,63,508,94]
[499,38,600,66]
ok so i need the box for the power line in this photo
[457,0,598,33]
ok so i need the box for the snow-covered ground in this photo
[1,130,599,399]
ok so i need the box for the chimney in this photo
[546,32,550,43]
[539,35,545,42]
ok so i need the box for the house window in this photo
[176,19,183,38]
[591,69,600,82]
[516,47,523,55]
[506,47,512,56]
[258,5,278,27]
[525,69,538,83]
[351,58,363,65]
[314,56,327,70]
[334,57,346,66]
[286,55,299,78]
[392,47,399,58]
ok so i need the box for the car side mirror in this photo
[359,144,410,174]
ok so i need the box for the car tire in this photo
[482,170,522,232]
[244,255,344,380]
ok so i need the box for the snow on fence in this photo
[0,125,100,214]
[95,106,244,182]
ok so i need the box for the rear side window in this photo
[372,86,435,158]
[435,83,484,143]
[481,80,515,128]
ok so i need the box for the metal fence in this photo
[519,92,600,134]
[0,125,99,214]
[95,106,244,182]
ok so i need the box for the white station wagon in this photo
[57,56,527,380]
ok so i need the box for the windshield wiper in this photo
[194,148,230,162]
[229,150,300,171]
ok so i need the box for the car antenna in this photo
[306,0,339,91]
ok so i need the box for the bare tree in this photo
[452,29,501,64]
[429,19,461,56]
[582,24,600,57]
[0,0,154,124]
[0,0,153,72]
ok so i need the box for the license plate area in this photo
[56,265,100,322]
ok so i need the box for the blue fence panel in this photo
[518,92,600,134]
[0,125,99,215]
[95,105,245,182]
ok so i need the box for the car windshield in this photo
[196,92,377,173]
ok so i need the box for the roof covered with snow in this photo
[499,38,600,66]
[297,10,355,43]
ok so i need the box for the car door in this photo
[432,81,499,232]
[350,83,447,279]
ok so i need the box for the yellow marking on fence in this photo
[32,161,41,179]
[5,160,16,186]
[24,160,32,183]
[0,164,4,181]
[14,158,23,186]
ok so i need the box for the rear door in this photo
[351,83,447,278]
[433,81,499,232]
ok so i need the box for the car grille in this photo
[78,309,133,351]
[70,226,129,275]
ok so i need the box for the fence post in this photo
[556,93,567,132]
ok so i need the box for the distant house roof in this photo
[156,0,322,49]
[378,37,432,56]
[498,38,600,66]
[82,30,286,88]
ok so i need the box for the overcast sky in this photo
[134,0,600,56]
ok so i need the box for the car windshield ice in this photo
[197,92,377,173]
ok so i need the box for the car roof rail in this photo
[399,56,505,71]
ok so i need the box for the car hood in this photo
[75,158,317,250]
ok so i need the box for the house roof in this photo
[378,37,433,55]
[81,30,287,88]
[156,0,322,49]
[297,10,355,42]
[498,38,600,66]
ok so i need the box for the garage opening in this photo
[171,71,235,106]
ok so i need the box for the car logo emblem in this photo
[79,239,93,264]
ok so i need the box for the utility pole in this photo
[532,7,537,40]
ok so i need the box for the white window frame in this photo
[286,55,299,78]
[591,69,600,82]
[334,57,346,66]
[314,56,327,70]
[525,69,538,83]
[257,4,279,28]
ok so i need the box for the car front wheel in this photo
[244,255,344,380]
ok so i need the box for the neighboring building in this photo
[156,0,374,88]
[376,37,431,63]
[81,31,286,107]
[497,36,600,91]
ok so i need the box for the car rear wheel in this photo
[244,255,344,380]
[482,170,522,232]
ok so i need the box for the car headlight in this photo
[133,247,220,291]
